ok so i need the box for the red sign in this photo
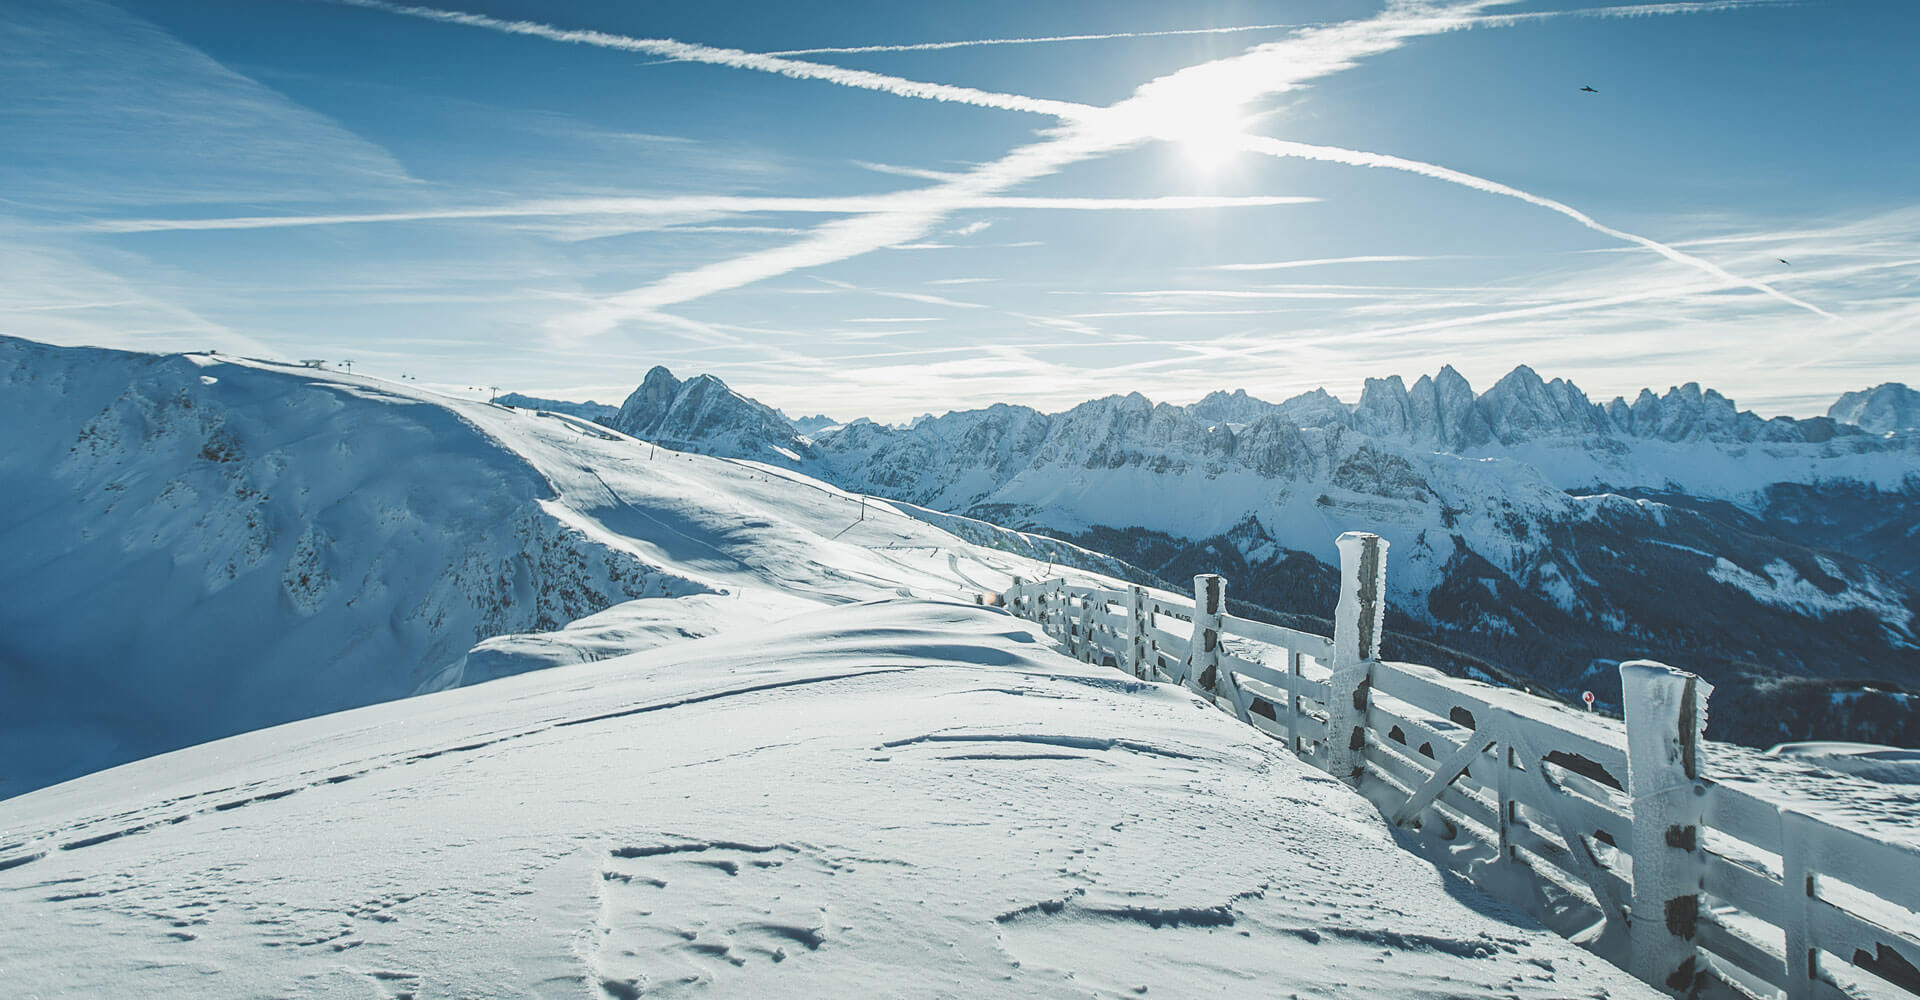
[1582,690,1596,711]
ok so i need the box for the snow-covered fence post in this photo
[1621,660,1711,997]
[1780,810,1817,1000]
[1127,585,1149,679]
[1325,532,1387,783]
[1187,574,1225,698]
[1286,649,1305,752]
[1075,591,1094,662]
[1063,587,1080,657]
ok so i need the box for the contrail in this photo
[322,0,1818,332]
[761,2,1786,57]
[548,2,1514,338]
[1241,136,1835,319]
[765,23,1310,57]
[1211,255,1435,271]
[82,194,1316,234]
[327,0,1091,119]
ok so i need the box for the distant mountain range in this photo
[569,364,1920,749]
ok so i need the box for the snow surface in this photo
[1762,742,1920,786]
[0,600,1656,999]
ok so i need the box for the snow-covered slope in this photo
[0,337,1098,797]
[0,599,1656,999]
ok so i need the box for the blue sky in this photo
[4,0,1916,421]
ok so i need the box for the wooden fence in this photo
[1001,531,1920,1000]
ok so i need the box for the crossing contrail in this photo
[320,0,1825,333]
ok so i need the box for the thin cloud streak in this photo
[1210,255,1435,271]
[1240,135,1837,320]
[330,0,1091,118]
[764,22,1309,56]
[763,3,1784,56]
[84,194,1315,233]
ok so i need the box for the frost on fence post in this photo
[1188,574,1228,702]
[1621,659,1711,997]
[1325,532,1386,783]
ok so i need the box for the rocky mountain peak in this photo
[1476,365,1605,443]
[1830,382,1920,434]
[608,366,811,466]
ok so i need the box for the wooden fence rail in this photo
[1001,531,1920,1000]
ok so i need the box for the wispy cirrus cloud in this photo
[0,235,273,356]
[1238,135,1836,320]
[2,0,412,208]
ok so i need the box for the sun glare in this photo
[1137,93,1255,173]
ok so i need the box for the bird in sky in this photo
[1779,258,1791,265]
[1580,85,1599,93]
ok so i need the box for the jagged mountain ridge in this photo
[574,363,1920,747]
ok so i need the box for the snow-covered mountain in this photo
[1829,382,1920,435]
[786,412,842,435]
[604,365,817,467]
[575,363,1920,748]
[0,336,1119,798]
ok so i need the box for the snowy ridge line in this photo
[530,403,1152,586]
[1002,532,1920,1000]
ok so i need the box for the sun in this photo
[1139,93,1256,174]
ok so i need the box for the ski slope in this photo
[0,600,1656,999]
